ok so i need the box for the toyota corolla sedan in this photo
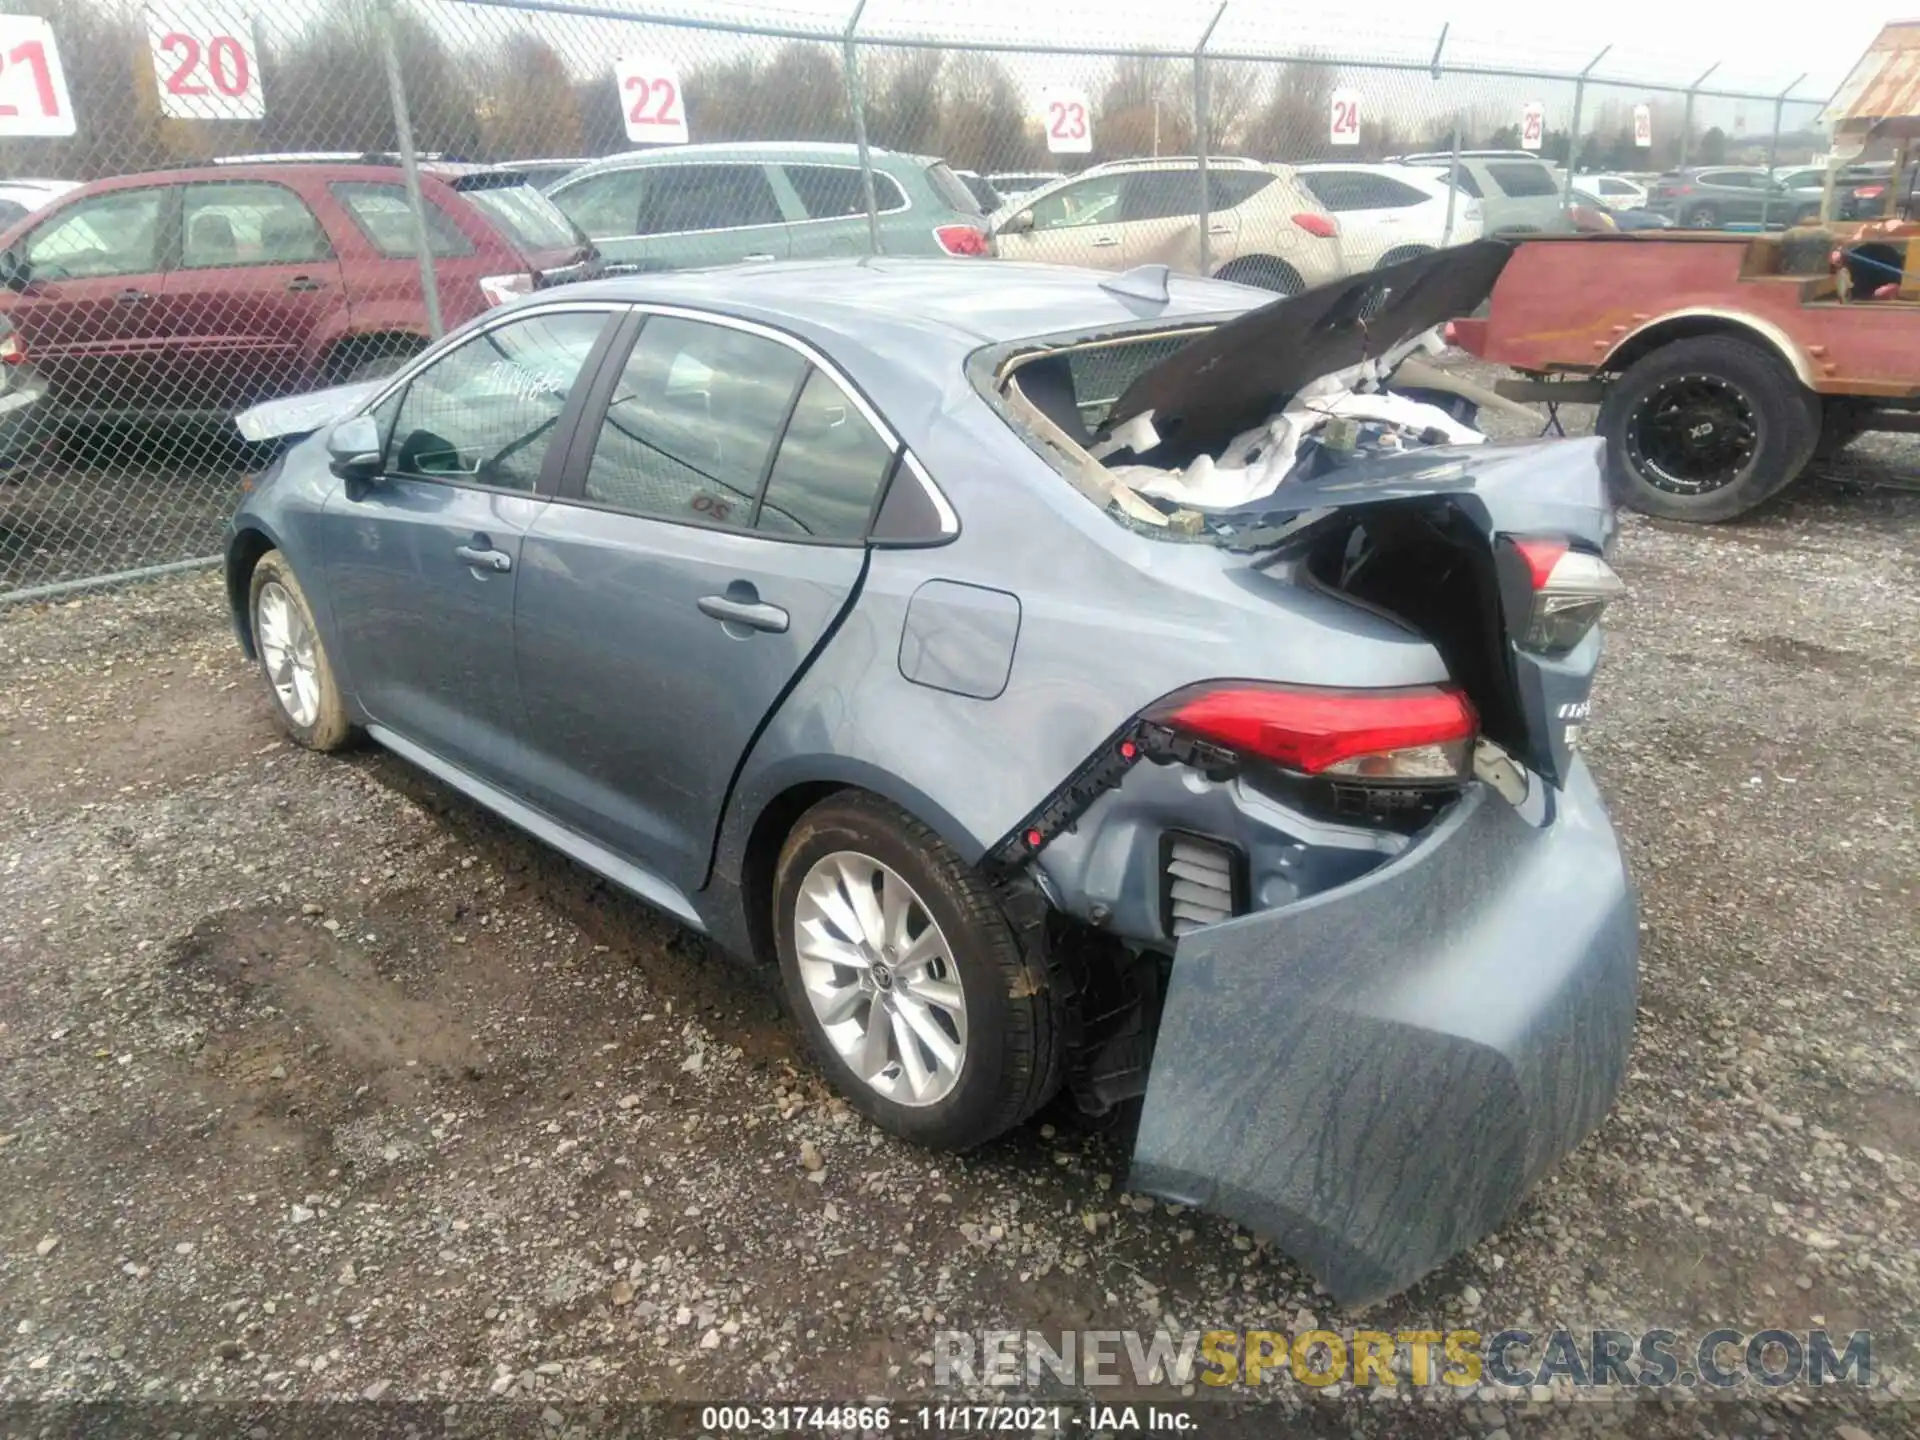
[224,249,1638,1305]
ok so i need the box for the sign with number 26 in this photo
[616,55,689,145]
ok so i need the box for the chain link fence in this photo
[0,0,1830,598]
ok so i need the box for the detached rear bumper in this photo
[1128,759,1638,1306]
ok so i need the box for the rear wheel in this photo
[1599,335,1821,522]
[773,792,1064,1151]
[1682,202,1720,228]
[1216,255,1304,295]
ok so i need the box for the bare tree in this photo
[685,42,847,144]
[866,47,945,155]
[1094,51,1191,161]
[479,33,584,160]
[1242,57,1336,163]
[1203,59,1262,153]
[936,52,1039,171]
[0,0,167,180]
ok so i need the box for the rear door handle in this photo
[742,253,776,262]
[454,543,512,573]
[1090,235,1120,248]
[115,288,150,304]
[286,275,325,292]
[1207,224,1233,234]
[698,594,789,633]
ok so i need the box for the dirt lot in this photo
[0,449,1916,1434]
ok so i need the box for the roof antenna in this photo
[1100,264,1172,304]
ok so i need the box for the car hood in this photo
[234,378,384,444]
[1104,239,1513,454]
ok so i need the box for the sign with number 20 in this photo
[616,55,689,145]
[146,3,265,120]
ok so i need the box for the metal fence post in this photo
[1758,74,1805,231]
[1563,45,1610,211]
[1679,61,1718,169]
[842,0,881,257]
[377,0,443,340]
[1441,114,1461,245]
[1193,2,1227,277]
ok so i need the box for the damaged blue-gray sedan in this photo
[225,244,1638,1305]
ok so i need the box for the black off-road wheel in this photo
[772,792,1065,1151]
[1599,335,1822,523]
[248,551,355,751]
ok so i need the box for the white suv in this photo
[989,157,1343,294]
[1294,163,1483,270]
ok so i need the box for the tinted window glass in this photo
[784,165,906,219]
[1595,177,1633,195]
[1210,171,1275,207]
[387,310,606,491]
[1122,171,1203,223]
[462,183,579,251]
[1299,171,1372,211]
[637,165,783,235]
[182,182,331,268]
[926,162,982,215]
[0,198,27,229]
[1486,162,1559,198]
[553,169,645,238]
[583,316,807,527]
[332,183,474,258]
[1701,171,1752,189]
[757,370,893,541]
[27,189,164,279]
[1027,175,1123,230]
[1447,166,1483,198]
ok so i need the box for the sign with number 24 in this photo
[616,55,688,145]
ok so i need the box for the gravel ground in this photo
[0,433,1916,1435]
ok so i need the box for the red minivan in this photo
[0,161,598,450]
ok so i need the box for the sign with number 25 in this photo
[1042,88,1091,156]
[146,3,265,121]
[0,16,75,138]
[616,55,689,145]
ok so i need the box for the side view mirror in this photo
[326,414,383,481]
[998,209,1035,236]
[0,249,29,292]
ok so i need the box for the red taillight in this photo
[1855,185,1887,200]
[1153,684,1476,779]
[1501,535,1626,656]
[934,224,989,256]
[0,332,22,364]
[1291,211,1338,239]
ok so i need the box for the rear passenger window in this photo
[584,317,806,528]
[332,182,474,258]
[636,165,783,235]
[1208,172,1274,208]
[552,169,644,239]
[757,371,894,540]
[182,182,332,267]
[1486,162,1559,198]
[786,165,906,219]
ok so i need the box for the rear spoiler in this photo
[234,378,384,444]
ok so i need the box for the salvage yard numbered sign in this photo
[616,55,689,145]
[1329,88,1361,146]
[146,3,265,120]
[1520,101,1545,151]
[1043,88,1092,155]
[0,16,76,138]
[1633,104,1653,148]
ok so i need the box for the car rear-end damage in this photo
[974,246,1640,1305]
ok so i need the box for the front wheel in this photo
[773,792,1064,1151]
[249,551,355,750]
[1598,335,1821,522]
[1682,203,1720,229]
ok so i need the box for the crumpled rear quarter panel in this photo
[1128,760,1639,1307]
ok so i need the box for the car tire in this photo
[249,551,354,752]
[1599,335,1821,523]
[1215,255,1305,295]
[773,791,1064,1151]
[1682,203,1719,229]
[1374,245,1434,269]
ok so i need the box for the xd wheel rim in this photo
[794,851,968,1107]
[1625,373,1758,496]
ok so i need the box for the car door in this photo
[514,310,896,893]
[1698,171,1758,224]
[1110,170,1212,273]
[777,163,903,259]
[1301,169,1392,267]
[617,163,792,273]
[316,304,619,787]
[154,179,347,414]
[993,173,1126,269]
[5,185,173,417]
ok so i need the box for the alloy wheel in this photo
[793,851,968,1107]
[256,580,321,728]
[1625,373,1758,495]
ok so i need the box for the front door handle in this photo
[741,253,776,262]
[698,594,789,633]
[454,543,512,573]
[1207,223,1233,234]
[286,275,325,292]
[1090,235,1120,248]
[115,288,150,304]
